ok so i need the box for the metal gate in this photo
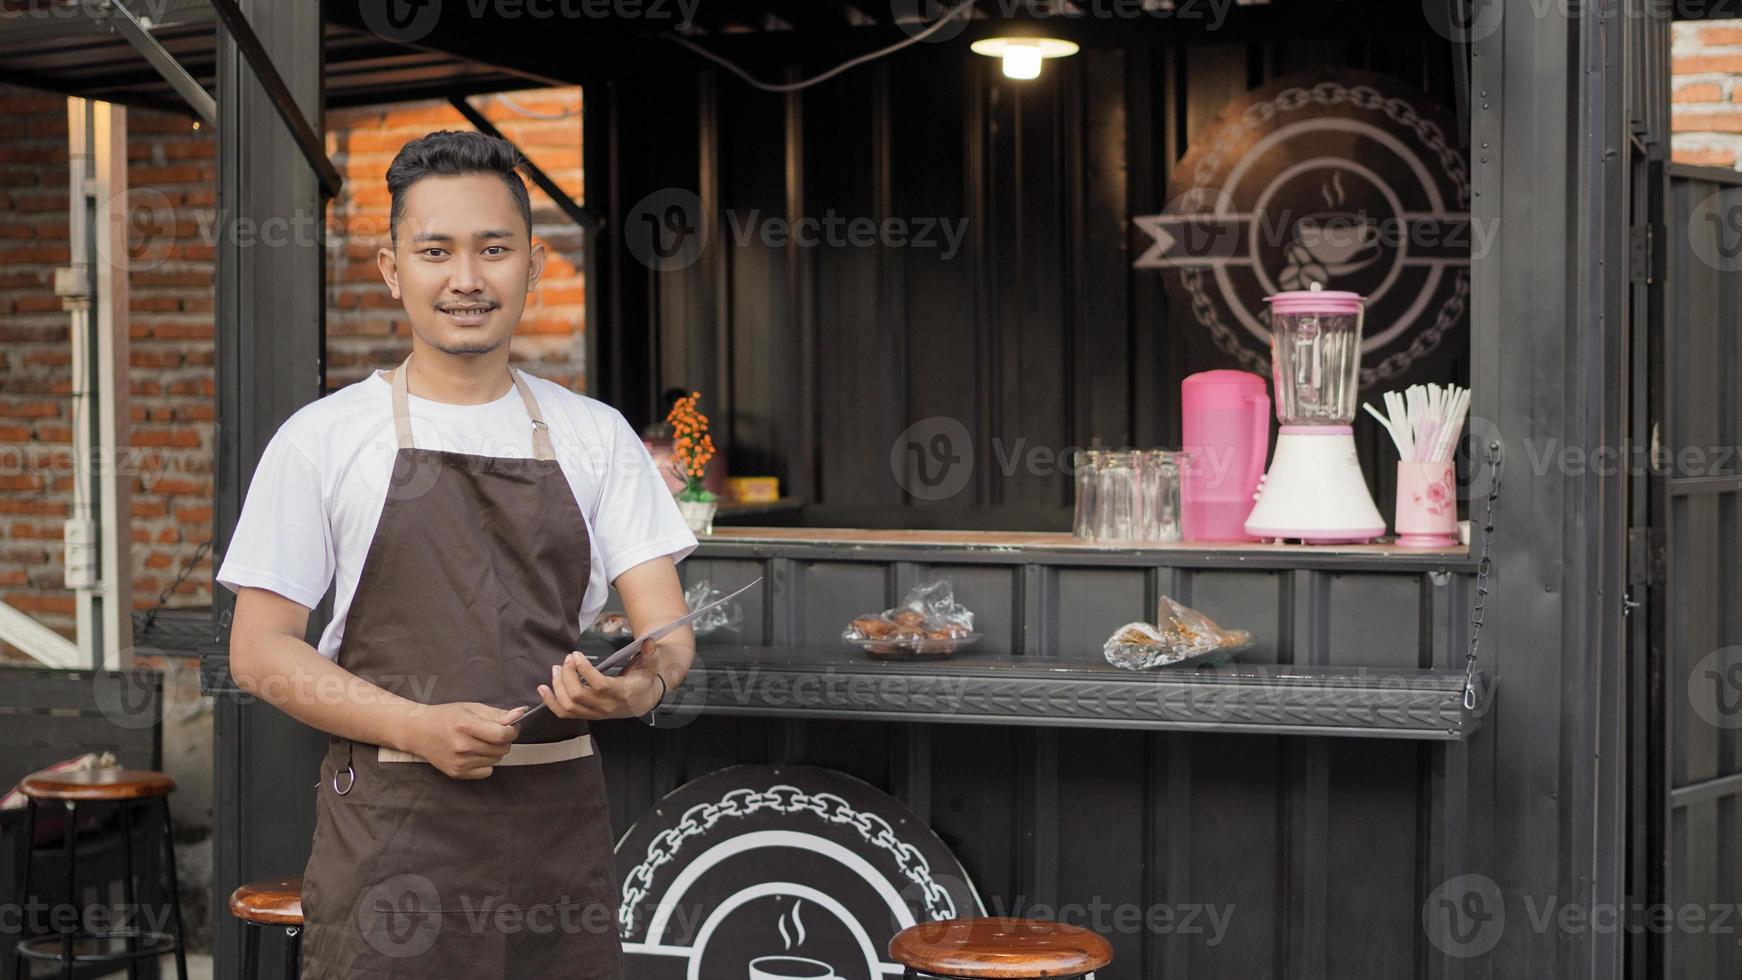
[1646,165,1742,980]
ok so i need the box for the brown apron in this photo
[300,355,623,979]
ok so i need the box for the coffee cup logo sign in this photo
[1135,72,1471,385]
[614,765,983,979]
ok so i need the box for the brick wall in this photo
[0,85,583,662]
[1674,20,1742,168]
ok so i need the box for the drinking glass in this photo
[1140,450,1184,542]
[1072,449,1101,539]
[1096,451,1143,542]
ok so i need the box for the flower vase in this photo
[678,498,717,535]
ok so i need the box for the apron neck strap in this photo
[388,353,556,461]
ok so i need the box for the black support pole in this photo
[211,1,332,974]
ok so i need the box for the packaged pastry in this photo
[1104,596,1252,670]
[842,580,981,659]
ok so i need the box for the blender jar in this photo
[1264,289,1365,424]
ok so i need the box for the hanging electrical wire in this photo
[665,0,979,93]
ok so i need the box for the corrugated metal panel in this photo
[1662,168,1742,980]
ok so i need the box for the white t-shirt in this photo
[215,369,698,660]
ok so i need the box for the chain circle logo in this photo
[359,0,443,42]
[357,873,443,958]
[890,417,973,502]
[1422,873,1505,959]
[1137,71,1471,386]
[624,188,706,272]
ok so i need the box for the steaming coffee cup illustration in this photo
[1280,211,1384,290]
[1293,213,1382,270]
[748,954,843,980]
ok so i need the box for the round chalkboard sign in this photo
[614,765,984,980]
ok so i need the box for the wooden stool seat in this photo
[229,878,305,926]
[20,768,177,802]
[889,917,1114,978]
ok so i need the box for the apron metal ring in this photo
[332,765,356,796]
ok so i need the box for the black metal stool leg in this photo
[119,800,139,980]
[13,799,35,980]
[240,923,258,980]
[59,802,75,980]
[155,798,187,980]
[283,925,301,980]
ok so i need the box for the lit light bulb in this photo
[1001,41,1042,80]
[971,37,1078,81]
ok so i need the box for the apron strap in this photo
[388,353,556,461]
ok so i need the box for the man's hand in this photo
[538,645,664,721]
[406,702,526,779]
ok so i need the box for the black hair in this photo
[385,130,532,243]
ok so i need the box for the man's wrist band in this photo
[642,674,668,727]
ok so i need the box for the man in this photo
[218,130,697,978]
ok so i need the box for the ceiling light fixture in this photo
[970,36,1079,80]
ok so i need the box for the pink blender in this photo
[1243,286,1386,543]
[1180,370,1270,541]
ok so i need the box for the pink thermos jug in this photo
[1180,370,1271,542]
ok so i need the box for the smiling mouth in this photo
[437,304,497,323]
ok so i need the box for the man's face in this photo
[378,173,545,357]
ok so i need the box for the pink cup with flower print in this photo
[1395,460,1459,548]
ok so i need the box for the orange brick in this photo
[0,400,59,419]
[1675,54,1742,75]
[132,499,168,519]
[174,504,212,524]
[13,295,62,313]
[130,164,204,184]
[0,243,69,263]
[3,593,75,616]
[150,322,214,340]
[149,476,210,496]
[1673,111,1742,133]
[1677,83,1725,104]
[131,429,201,448]
[10,191,67,213]
[1700,25,1742,46]
[1673,146,1738,168]
[130,349,182,369]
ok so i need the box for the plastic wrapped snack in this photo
[586,579,745,648]
[1103,596,1253,670]
[682,579,745,634]
[843,580,981,659]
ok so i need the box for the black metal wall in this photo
[586,27,1469,530]
[1660,167,1742,980]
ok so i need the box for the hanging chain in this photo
[1462,441,1504,710]
[140,538,212,633]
